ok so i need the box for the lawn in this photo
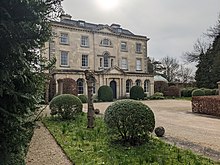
[43,114,219,165]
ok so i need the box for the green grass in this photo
[43,114,219,165]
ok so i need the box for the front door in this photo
[110,80,117,99]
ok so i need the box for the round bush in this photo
[78,94,88,103]
[192,89,205,96]
[155,126,165,137]
[49,94,83,119]
[94,108,100,114]
[150,92,164,100]
[130,86,144,100]
[104,99,155,145]
[98,85,113,102]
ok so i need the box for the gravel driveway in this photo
[85,99,220,161]
[26,99,220,164]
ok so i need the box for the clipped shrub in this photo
[49,94,83,119]
[104,99,155,145]
[94,108,100,114]
[154,81,168,93]
[149,92,165,100]
[155,126,165,137]
[164,86,180,97]
[78,94,88,103]
[181,87,196,97]
[192,89,205,96]
[203,88,213,96]
[130,85,144,100]
[98,85,113,102]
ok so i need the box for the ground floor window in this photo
[126,79,132,93]
[135,79,141,86]
[144,80,150,92]
[77,79,84,94]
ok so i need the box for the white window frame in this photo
[121,58,128,70]
[81,36,89,47]
[60,33,68,44]
[136,59,142,71]
[136,43,142,53]
[82,54,88,67]
[60,51,69,66]
[121,41,127,51]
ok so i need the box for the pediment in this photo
[97,27,114,34]
[104,66,125,75]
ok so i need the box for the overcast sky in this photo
[62,0,219,65]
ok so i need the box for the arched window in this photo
[144,80,150,92]
[104,52,109,68]
[135,79,141,86]
[77,79,84,94]
[100,38,112,46]
[126,79,132,93]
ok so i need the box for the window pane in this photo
[81,36,89,46]
[77,79,84,94]
[104,56,109,67]
[60,33,68,44]
[121,58,128,69]
[60,51,68,66]
[82,55,88,67]
[136,43,142,53]
[121,42,127,51]
[126,80,131,93]
[136,59,141,70]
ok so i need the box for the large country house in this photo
[43,14,154,100]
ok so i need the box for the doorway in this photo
[110,80,117,99]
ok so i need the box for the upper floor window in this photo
[121,41,127,51]
[100,38,112,47]
[82,54,88,67]
[60,33,68,44]
[104,55,109,68]
[60,51,69,66]
[100,58,103,67]
[136,43,142,53]
[121,58,128,70]
[81,36,89,47]
[136,59,142,71]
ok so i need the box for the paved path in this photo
[26,99,220,164]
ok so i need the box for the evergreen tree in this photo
[0,0,62,164]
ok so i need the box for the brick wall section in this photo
[192,96,220,117]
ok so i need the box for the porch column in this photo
[57,79,63,95]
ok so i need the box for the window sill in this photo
[81,66,90,69]
[120,49,128,52]
[60,65,70,68]
[59,43,69,45]
[80,45,90,48]
[135,51,142,54]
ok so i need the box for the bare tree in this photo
[161,56,179,82]
[177,65,194,83]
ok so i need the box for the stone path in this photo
[26,99,220,164]
[25,122,72,165]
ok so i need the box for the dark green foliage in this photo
[50,94,83,120]
[192,89,205,96]
[0,0,62,164]
[155,126,165,137]
[98,85,113,102]
[150,92,165,100]
[154,81,168,93]
[203,88,214,96]
[78,94,88,103]
[104,99,155,145]
[181,88,196,97]
[130,86,144,100]
[94,108,100,114]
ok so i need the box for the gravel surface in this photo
[25,122,72,165]
[26,99,220,164]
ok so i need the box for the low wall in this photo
[192,96,220,117]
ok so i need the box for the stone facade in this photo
[43,14,154,99]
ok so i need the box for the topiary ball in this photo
[98,85,113,102]
[94,108,100,114]
[192,89,205,96]
[154,126,165,137]
[49,94,83,120]
[104,99,155,145]
[78,94,88,103]
[130,86,144,100]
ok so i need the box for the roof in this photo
[52,15,149,39]
[154,75,168,83]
